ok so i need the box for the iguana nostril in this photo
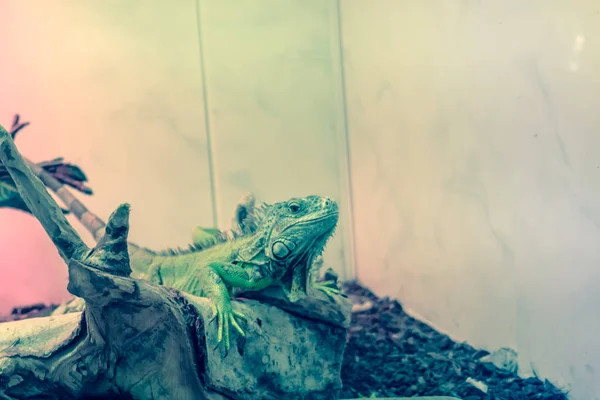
[272,241,291,259]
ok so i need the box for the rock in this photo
[465,377,489,393]
[352,300,374,313]
[188,289,349,400]
[478,347,518,374]
[0,285,350,399]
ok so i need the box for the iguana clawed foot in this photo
[314,281,343,299]
[209,300,247,355]
[313,267,347,300]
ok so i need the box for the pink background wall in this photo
[0,210,69,312]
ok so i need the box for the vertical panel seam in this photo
[334,0,358,280]
[195,0,220,228]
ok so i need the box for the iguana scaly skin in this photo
[35,168,340,352]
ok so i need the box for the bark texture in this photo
[0,125,350,400]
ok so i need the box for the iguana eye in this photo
[289,202,301,213]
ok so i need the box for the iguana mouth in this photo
[281,211,339,232]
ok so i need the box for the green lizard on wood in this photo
[31,161,340,353]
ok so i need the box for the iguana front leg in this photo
[312,264,346,300]
[200,261,275,354]
[309,255,339,298]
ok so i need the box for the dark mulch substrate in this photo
[340,281,569,399]
[1,283,569,400]
[0,302,57,322]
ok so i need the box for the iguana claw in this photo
[209,301,247,354]
[313,281,345,299]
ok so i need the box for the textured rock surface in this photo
[189,289,350,400]
[0,285,350,400]
[0,312,82,358]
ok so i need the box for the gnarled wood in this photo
[0,125,350,400]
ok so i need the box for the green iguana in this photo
[34,165,340,352]
[0,115,93,214]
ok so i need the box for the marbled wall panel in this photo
[341,1,600,398]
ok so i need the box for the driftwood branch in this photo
[8,114,93,195]
[0,124,351,399]
[0,125,87,261]
[0,115,93,217]
[0,205,208,398]
[8,114,28,140]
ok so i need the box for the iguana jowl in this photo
[39,168,340,352]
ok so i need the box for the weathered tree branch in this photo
[0,208,209,398]
[0,123,351,399]
[0,125,88,262]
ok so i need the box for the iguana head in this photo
[255,195,339,303]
